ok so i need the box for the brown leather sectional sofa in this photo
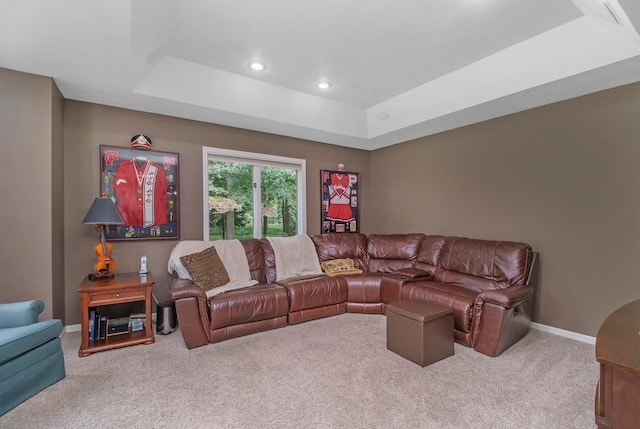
[168,233,537,357]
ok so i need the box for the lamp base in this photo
[88,271,114,281]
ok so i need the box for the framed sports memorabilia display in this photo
[99,145,179,240]
[321,169,359,234]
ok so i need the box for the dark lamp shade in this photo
[82,197,125,225]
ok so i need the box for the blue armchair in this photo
[0,300,65,415]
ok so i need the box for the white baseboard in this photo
[65,323,81,333]
[530,322,596,345]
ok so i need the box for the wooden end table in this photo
[78,272,155,357]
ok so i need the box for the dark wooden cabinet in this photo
[595,299,640,428]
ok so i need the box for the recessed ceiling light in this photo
[317,81,332,90]
[249,61,266,71]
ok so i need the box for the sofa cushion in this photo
[414,235,447,274]
[367,234,426,273]
[278,275,348,312]
[401,282,478,333]
[0,319,63,365]
[310,233,369,271]
[241,239,267,284]
[209,284,289,329]
[180,246,230,293]
[434,270,502,293]
[436,237,532,291]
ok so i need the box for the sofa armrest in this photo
[474,284,533,308]
[392,268,434,279]
[169,278,212,348]
[0,300,44,328]
[169,278,206,301]
[471,284,535,357]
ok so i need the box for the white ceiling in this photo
[1,0,640,150]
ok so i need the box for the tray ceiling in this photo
[1,0,639,150]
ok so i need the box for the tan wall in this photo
[6,64,640,336]
[371,82,640,337]
[51,82,65,321]
[63,101,371,324]
[0,68,61,320]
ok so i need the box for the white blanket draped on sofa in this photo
[266,235,322,281]
[167,239,258,297]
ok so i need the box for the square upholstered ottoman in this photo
[386,299,454,367]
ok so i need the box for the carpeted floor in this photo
[0,313,598,429]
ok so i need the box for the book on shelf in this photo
[88,309,96,341]
[98,316,107,340]
[89,308,103,341]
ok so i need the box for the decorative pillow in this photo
[320,258,363,276]
[180,246,230,293]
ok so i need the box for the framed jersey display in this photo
[100,145,179,241]
[321,169,359,234]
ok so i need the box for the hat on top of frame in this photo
[131,134,152,150]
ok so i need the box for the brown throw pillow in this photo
[180,246,230,293]
[320,258,363,276]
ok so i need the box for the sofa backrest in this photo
[367,234,426,273]
[310,233,369,271]
[413,235,447,274]
[169,234,534,291]
[258,238,278,284]
[241,238,268,284]
[434,236,532,291]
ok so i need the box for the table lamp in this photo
[82,196,124,280]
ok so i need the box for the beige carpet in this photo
[0,314,598,429]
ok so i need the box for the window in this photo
[202,147,306,240]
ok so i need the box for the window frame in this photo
[202,146,307,240]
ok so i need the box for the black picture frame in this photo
[99,145,179,241]
[321,169,360,233]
